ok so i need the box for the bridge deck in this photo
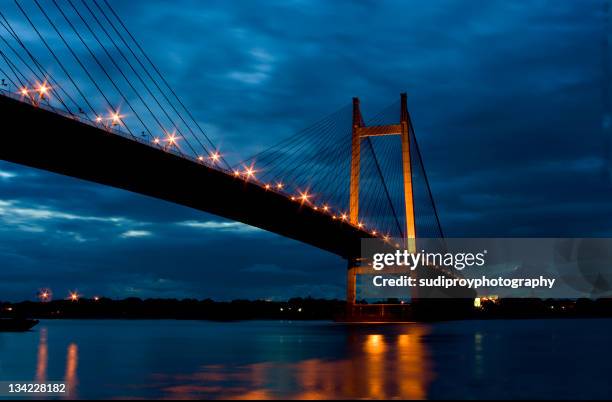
[0,95,370,258]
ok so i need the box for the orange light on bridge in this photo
[358,222,364,228]
[371,230,377,236]
[109,110,124,126]
[95,116,103,123]
[298,191,312,204]
[166,133,179,146]
[264,184,271,190]
[18,87,29,97]
[153,137,161,144]
[197,156,204,162]
[340,213,348,221]
[233,170,241,177]
[37,82,50,98]
[210,152,221,163]
[322,204,330,212]
[276,182,284,190]
[243,165,257,179]
[69,291,79,302]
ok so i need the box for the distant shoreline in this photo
[2,297,612,322]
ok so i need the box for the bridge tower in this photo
[347,93,417,306]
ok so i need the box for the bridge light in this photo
[243,165,257,179]
[37,82,50,97]
[358,222,364,228]
[371,230,377,236]
[166,134,178,145]
[290,196,296,201]
[18,87,29,97]
[95,116,103,123]
[210,152,221,163]
[298,191,311,204]
[233,170,241,177]
[383,235,390,242]
[276,182,284,190]
[265,184,271,190]
[197,156,204,162]
[322,204,330,212]
[153,137,161,144]
[109,110,123,126]
[340,213,348,221]
[69,291,79,302]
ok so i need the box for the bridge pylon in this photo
[347,93,417,310]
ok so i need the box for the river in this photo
[0,319,611,399]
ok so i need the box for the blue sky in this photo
[1,0,611,301]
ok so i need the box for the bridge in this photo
[0,0,444,311]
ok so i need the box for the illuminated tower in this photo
[347,93,416,306]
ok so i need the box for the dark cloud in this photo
[1,0,611,300]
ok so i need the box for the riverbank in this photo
[3,297,612,321]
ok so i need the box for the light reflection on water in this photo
[2,319,612,399]
[154,326,433,399]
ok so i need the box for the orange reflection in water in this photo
[35,327,48,383]
[64,343,79,399]
[158,324,434,399]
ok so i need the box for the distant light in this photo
[290,196,296,201]
[265,184,271,190]
[197,156,204,162]
[233,170,241,177]
[276,182,284,190]
[298,308,302,312]
[38,288,52,302]
[69,291,79,302]
[95,116,103,123]
[93,296,100,302]
[19,87,29,97]
[153,137,161,144]
[371,230,377,236]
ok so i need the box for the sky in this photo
[1,0,612,301]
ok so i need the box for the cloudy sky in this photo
[1,0,612,301]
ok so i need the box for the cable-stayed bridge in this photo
[0,0,444,308]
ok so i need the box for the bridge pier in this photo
[346,258,358,315]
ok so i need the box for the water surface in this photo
[0,319,611,399]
